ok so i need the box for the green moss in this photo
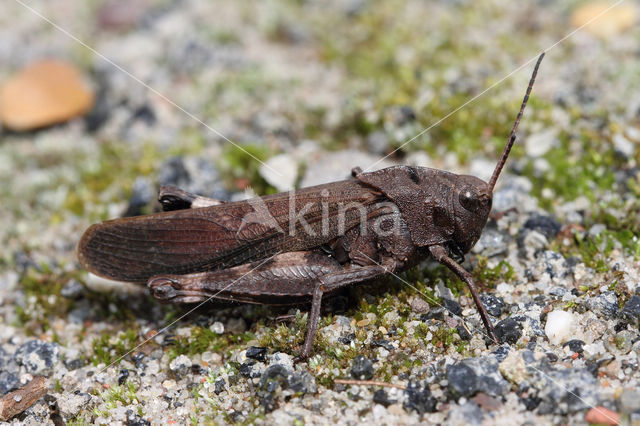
[414,322,430,340]
[456,341,470,355]
[559,232,608,273]
[431,327,458,350]
[257,311,308,353]
[91,329,139,366]
[14,266,77,335]
[67,417,91,426]
[167,326,255,360]
[473,257,515,287]
[100,381,140,409]
[219,143,274,194]
[615,333,632,351]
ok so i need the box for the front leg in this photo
[429,245,497,343]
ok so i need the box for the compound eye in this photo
[459,190,481,213]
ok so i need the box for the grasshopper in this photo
[79,53,544,358]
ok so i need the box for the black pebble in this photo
[494,318,522,345]
[257,365,290,413]
[456,325,471,341]
[123,177,155,217]
[622,295,640,326]
[126,409,151,426]
[131,104,156,125]
[521,396,542,411]
[246,346,268,362]
[64,358,84,371]
[404,380,437,414]
[132,352,146,369]
[0,370,19,395]
[562,339,585,354]
[447,363,476,397]
[420,307,445,322]
[287,371,315,394]
[480,294,506,317]
[338,333,355,345]
[521,214,561,241]
[118,368,129,385]
[492,345,510,362]
[259,364,290,391]
[442,298,462,316]
[371,339,394,351]
[259,391,277,413]
[214,378,226,395]
[350,355,374,380]
[586,360,603,377]
[239,361,256,378]
[373,389,392,407]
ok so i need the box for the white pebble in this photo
[583,341,605,357]
[162,379,177,390]
[259,154,298,192]
[496,282,512,295]
[210,322,224,334]
[545,310,575,345]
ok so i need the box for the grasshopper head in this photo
[451,175,492,254]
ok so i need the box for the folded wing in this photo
[78,180,385,283]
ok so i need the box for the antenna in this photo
[488,52,545,192]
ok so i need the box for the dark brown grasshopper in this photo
[78,54,544,358]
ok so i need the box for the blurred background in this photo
[0,0,639,424]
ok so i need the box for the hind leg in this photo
[158,185,224,211]
[147,251,389,358]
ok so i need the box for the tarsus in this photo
[488,52,545,192]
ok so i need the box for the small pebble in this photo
[373,389,392,407]
[356,318,370,327]
[403,380,437,415]
[13,340,59,376]
[622,295,640,327]
[562,339,585,354]
[162,379,177,390]
[57,392,91,420]
[421,307,445,322]
[619,389,640,413]
[442,298,462,316]
[0,60,94,131]
[210,322,224,334]
[118,369,129,385]
[60,280,85,300]
[409,297,430,314]
[583,406,620,425]
[350,355,374,380]
[571,1,638,38]
[259,154,298,192]
[169,355,192,379]
[245,347,267,363]
[447,356,509,398]
[480,294,506,317]
[495,318,522,345]
[545,310,575,345]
